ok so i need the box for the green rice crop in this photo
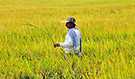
[0,0,135,79]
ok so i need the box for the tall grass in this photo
[0,0,135,79]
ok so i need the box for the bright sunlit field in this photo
[0,0,135,79]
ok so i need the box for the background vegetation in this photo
[0,0,135,78]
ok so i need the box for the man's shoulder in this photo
[69,28,79,32]
[68,28,81,37]
[68,28,77,34]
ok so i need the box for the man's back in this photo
[65,28,82,54]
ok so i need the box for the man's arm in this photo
[54,40,73,48]
[59,41,73,48]
[54,31,73,48]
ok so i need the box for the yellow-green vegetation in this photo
[0,0,135,79]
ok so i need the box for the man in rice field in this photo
[54,16,82,57]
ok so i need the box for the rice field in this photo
[0,0,135,79]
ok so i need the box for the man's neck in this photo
[68,27,75,29]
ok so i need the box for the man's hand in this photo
[54,43,60,48]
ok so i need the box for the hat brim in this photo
[65,21,75,24]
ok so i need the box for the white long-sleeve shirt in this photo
[60,28,82,54]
